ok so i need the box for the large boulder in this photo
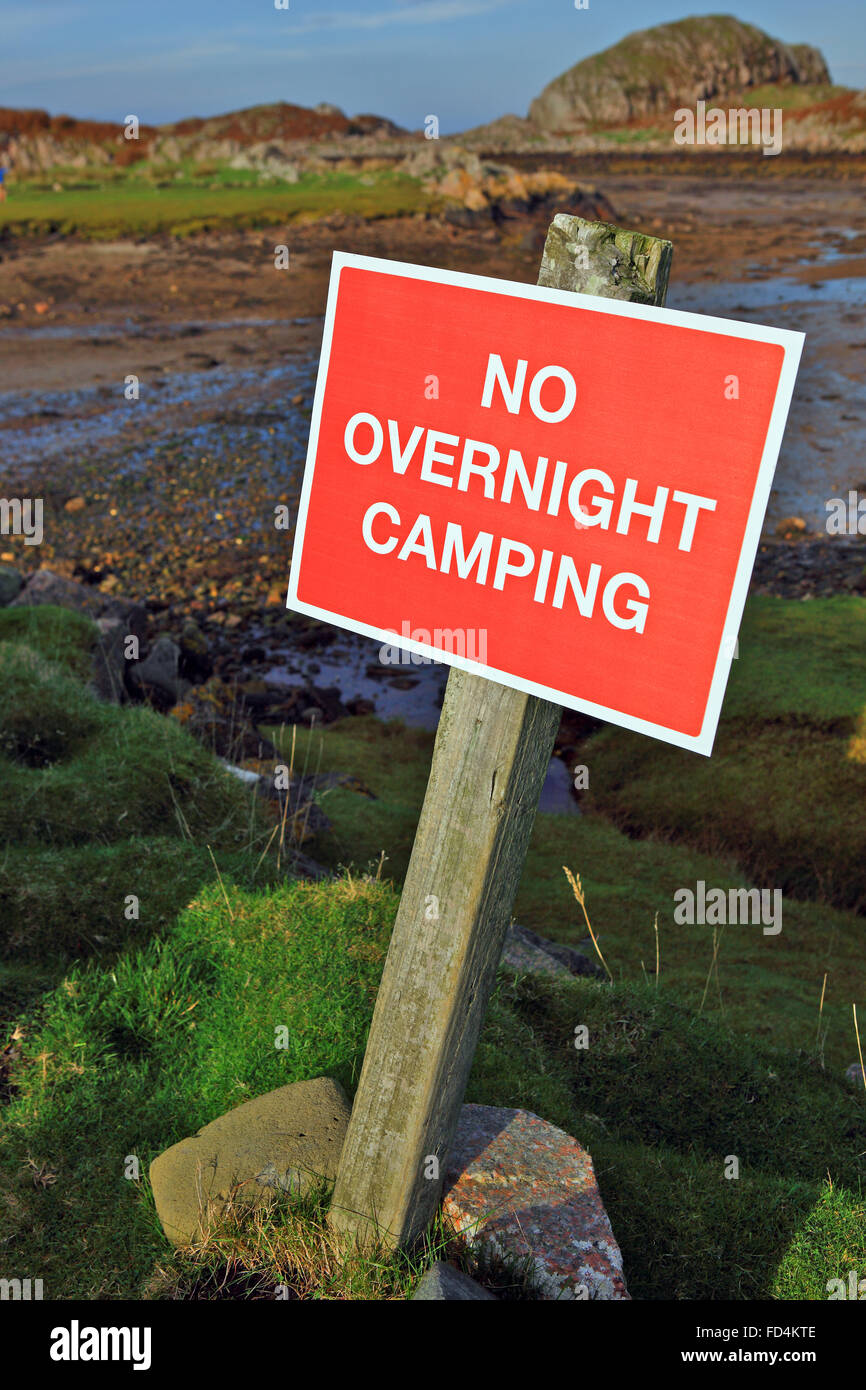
[128,635,188,709]
[529,15,831,132]
[444,1104,629,1300]
[150,1077,351,1246]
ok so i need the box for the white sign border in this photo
[287,251,804,757]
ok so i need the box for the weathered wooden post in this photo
[327,215,673,1248]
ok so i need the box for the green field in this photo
[0,166,427,239]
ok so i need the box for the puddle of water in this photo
[262,630,579,812]
[0,355,319,471]
[804,230,862,266]
[0,315,313,343]
[668,273,866,314]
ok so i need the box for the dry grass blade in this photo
[854,1003,866,1090]
[206,844,235,922]
[562,865,613,984]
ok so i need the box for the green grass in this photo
[1,600,864,1299]
[582,596,866,914]
[0,603,97,680]
[742,83,853,111]
[2,879,863,1299]
[267,613,866,1072]
[0,167,427,239]
[0,876,395,1298]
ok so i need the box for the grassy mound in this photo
[580,596,866,913]
[0,611,275,962]
[0,603,96,679]
[0,643,104,765]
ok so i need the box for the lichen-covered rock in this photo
[444,1104,629,1300]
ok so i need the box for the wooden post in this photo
[328,214,673,1249]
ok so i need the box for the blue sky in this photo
[4,1,863,132]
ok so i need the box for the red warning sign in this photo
[288,253,802,754]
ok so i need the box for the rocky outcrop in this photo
[529,15,831,132]
[402,144,616,226]
[0,100,408,174]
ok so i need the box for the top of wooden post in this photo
[539,214,672,306]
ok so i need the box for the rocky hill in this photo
[529,14,829,131]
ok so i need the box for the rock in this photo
[346,697,376,717]
[501,923,604,980]
[529,16,831,132]
[10,569,102,615]
[266,683,348,725]
[845,1062,865,1088]
[178,619,212,681]
[150,1077,351,1246]
[238,677,272,711]
[129,635,188,709]
[99,595,147,641]
[412,1262,497,1301]
[90,617,128,703]
[444,1104,629,1300]
[501,927,570,980]
[169,677,278,761]
[0,564,23,606]
[789,43,832,84]
[10,569,146,638]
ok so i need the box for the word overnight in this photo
[342,354,720,635]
